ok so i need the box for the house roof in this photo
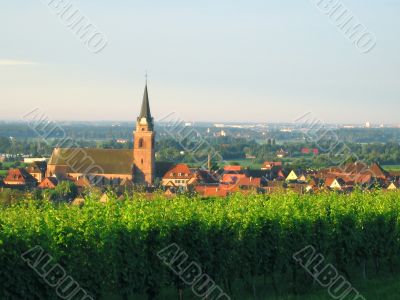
[27,161,47,173]
[223,165,242,172]
[38,177,59,189]
[48,148,133,175]
[325,177,345,187]
[5,168,37,184]
[163,164,194,179]
[235,176,261,187]
[369,162,388,179]
[221,173,247,184]
[195,185,229,197]
[388,182,400,189]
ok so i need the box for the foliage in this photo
[48,181,78,202]
[1,191,400,299]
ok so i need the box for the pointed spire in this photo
[139,84,152,121]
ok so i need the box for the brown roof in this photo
[38,177,58,189]
[236,176,261,187]
[163,164,194,180]
[195,185,229,197]
[48,148,133,175]
[4,168,37,185]
[369,163,388,179]
[325,177,345,187]
[224,165,242,172]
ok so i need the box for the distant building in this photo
[45,84,156,187]
[301,148,319,155]
[27,161,47,183]
[38,177,59,189]
[116,139,128,144]
[162,164,196,189]
[261,161,282,171]
[286,170,299,181]
[23,157,48,164]
[387,182,399,190]
[277,149,288,158]
[4,169,37,188]
[325,177,346,190]
[221,166,247,184]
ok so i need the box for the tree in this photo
[53,181,78,202]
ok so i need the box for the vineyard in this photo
[1,191,400,299]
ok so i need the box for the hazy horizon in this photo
[1,1,399,124]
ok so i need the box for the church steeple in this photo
[137,84,154,131]
[133,82,156,186]
[139,84,152,120]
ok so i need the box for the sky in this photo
[0,0,399,124]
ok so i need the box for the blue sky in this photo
[1,0,399,124]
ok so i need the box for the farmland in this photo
[1,191,400,299]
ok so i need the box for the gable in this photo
[286,171,298,181]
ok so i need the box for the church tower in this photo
[133,84,155,186]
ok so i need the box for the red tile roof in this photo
[195,185,229,197]
[4,169,37,186]
[163,164,194,180]
[221,173,247,184]
[38,177,59,189]
[223,165,242,172]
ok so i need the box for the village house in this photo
[286,170,299,182]
[162,164,196,190]
[276,149,288,158]
[27,161,47,183]
[38,177,59,189]
[387,182,400,191]
[261,161,283,171]
[4,168,37,188]
[221,165,248,184]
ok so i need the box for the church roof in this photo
[48,148,133,175]
[139,85,152,121]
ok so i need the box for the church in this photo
[46,84,156,186]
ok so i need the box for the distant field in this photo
[228,158,262,169]
[383,165,400,171]
[0,170,7,176]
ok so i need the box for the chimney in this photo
[208,154,211,171]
